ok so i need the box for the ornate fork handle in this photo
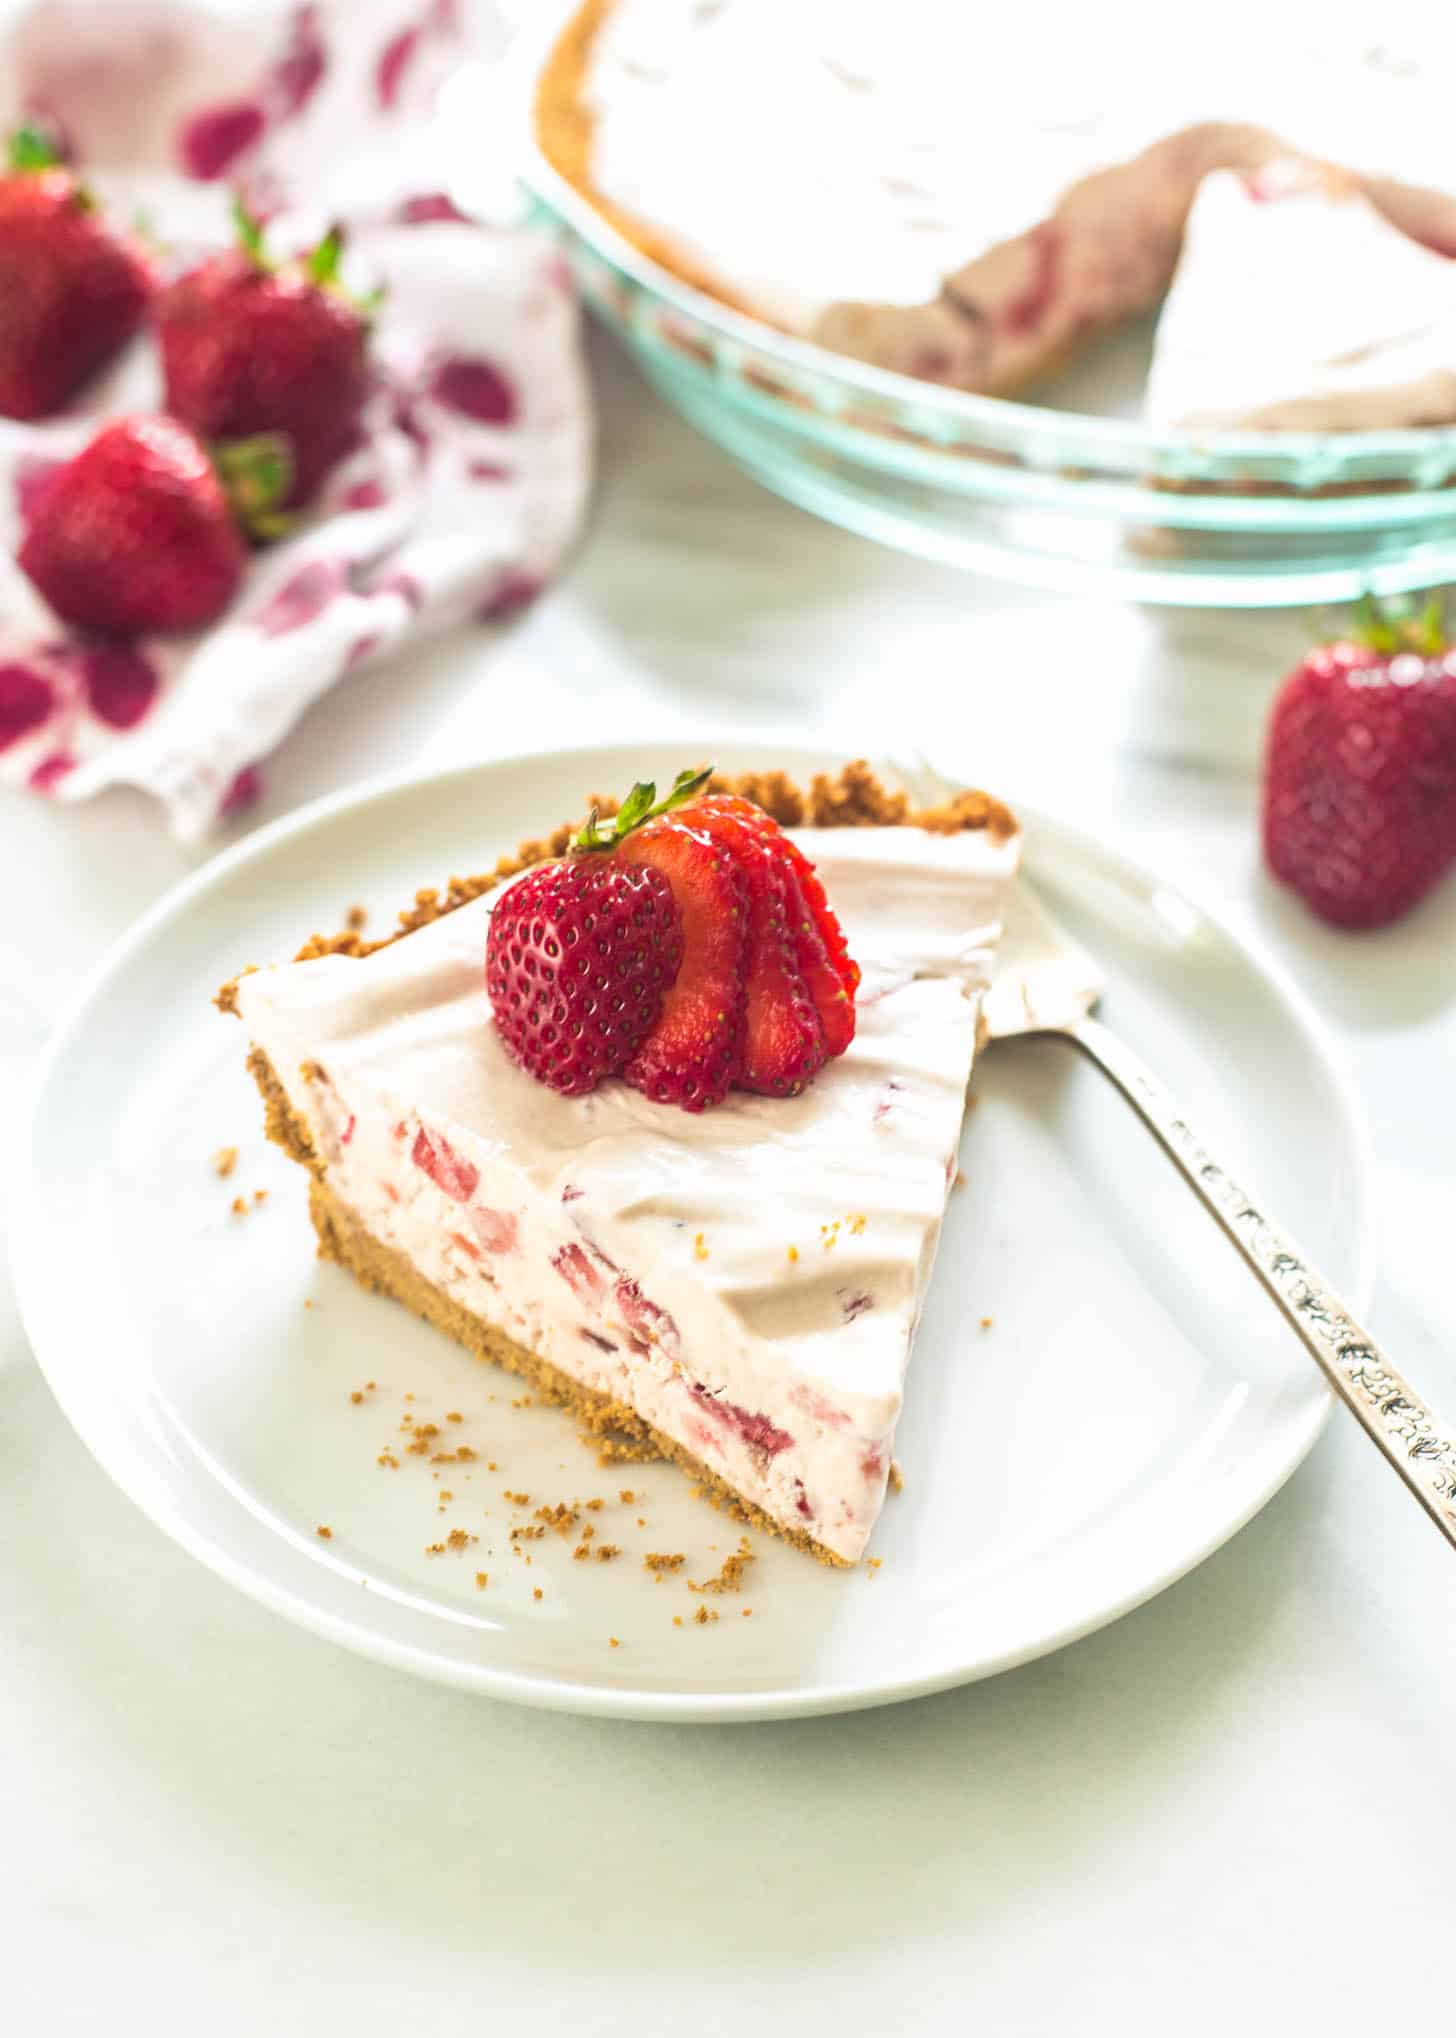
[1068,1014,1456,1550]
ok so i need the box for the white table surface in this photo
[4,329,1454,2035]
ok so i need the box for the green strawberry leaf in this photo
[573,766,715,853]
[8,125,61,172]
[213,432,295,542]
[301,225,384,320]
[308,225,345,288]
[232,195,271,269]
[613,779,658,835]
[1350,589,1447,658]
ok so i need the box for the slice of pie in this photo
[220,765,1020,1564]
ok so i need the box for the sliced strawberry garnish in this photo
[688,805,826,1097]
[485,767,857,1111]
[615,813,749,1110]
[694,793,857,1057]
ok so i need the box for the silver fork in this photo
[892,758,1456,1551]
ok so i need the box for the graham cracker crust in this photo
[223,765,1014,1564]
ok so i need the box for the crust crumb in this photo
[315,1525,332,1539]
[980,1316,994,1330]
[344,904,368,932]
[689,1550,755,1596]
[230,1195,248,1217]
[693,1606,719,1626]
[888,1461,905,1493]
[532,1586,543,1601]
[645,1552,685,1574]
[475,1571,488,1589]
[617,1489,636,1504]
[212,1145,239,1178]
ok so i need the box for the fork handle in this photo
[1067,1013,1456,1550]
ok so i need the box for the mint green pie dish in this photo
[515,52,1456,607]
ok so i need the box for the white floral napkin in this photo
[0,0,590,839]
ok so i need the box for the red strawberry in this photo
[616,813,749,1110]
[16,414,283,636]
[155,201,375,509]
[411,1125,481,1202]
[1263,597,1456,930]
[694,792,857,1056]
[485,855,684,1096]
[0,126,155,419]
[688,803,827,1095]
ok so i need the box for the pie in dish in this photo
[220,765,1020,1564]
[536,0,1456,429]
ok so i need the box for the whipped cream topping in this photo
[581,0,1455,330]
[236,821,1020,1561]
[1145,169,1456,430]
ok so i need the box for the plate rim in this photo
[11,740,1377,1722]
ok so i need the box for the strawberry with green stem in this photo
[155,199,377,509]
[18,414,290,636]
[1263,593,1456,929]
[0,125,156,420]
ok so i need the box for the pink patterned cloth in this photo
[0,1,591,838]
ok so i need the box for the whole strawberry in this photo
[156,202,375,508]
[1263,597,1456,929]
[486,855,685,1096]
[0,126,156,419]
[17,414,286,636]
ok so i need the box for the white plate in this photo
[12,743,1373,1722]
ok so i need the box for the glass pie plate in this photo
[510,21,1456,608]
